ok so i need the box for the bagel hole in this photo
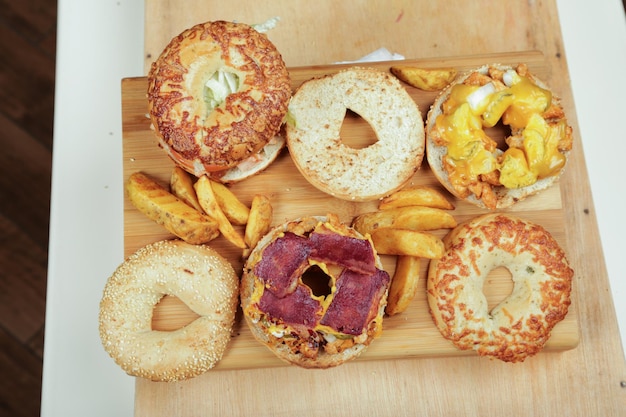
[484,266,515,313]
[339,109,379,149]
[152,295,200,331]
[484,120,511,152]
[301,265,333,298]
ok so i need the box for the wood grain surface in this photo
[131,1,626,416]
[122,52,579,370]
[0,1,56,416]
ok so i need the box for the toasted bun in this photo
[147,20,291,178]
[286,67,425,201]
[426,64,572,209]
[240,215,390,368]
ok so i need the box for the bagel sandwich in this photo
[148,20,292,183]
[240,214,391,368]
[426,63,573,209]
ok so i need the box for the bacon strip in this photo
[309,231,376,274]
[259,284,322,327]
[253,232,311,297]
[320,268,390,335]
[255,225,389,338]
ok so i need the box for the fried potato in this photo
[352,206,457,236]
[126,172,219,244]
[369,228,444,259]
[243,194,273,258]
[386,256,421,316]
[210,180,250,226]
[390,66,457,91]
[379,185,454,210]
[170,166,203,212]
[194,176,246,249]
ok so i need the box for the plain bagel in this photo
[427,213,573,363]
[426,63,573,209]
[286,67,425,201]
[99,239,238,381]
[147,20,291,182]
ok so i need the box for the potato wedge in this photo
[369,228,444,259]
[170,166,203,212]
[194,176,246,248]
[352,206,457,236]
[243,194,273,258]
[390,66,457,91]
[386,256,421,316]
[379,185,454,210]
[210,180,250,226]
[126,172,219,244]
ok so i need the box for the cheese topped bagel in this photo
[148,20,291,182]
[427,214,573,362]
[426,63,573,209]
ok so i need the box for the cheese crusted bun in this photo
[241,214,391,368]
[426,63,573,209]
[427,214,573,362]
[148,20,291,182]
[286,67,425,201]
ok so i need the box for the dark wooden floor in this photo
[0,0,56,416]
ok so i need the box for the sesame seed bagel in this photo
[285,67,425,201]
[99,239,238,381]
[147,20,291,180]
[427,213,573,362]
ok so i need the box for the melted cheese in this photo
[436,71,560,189]
[502,77,552,130]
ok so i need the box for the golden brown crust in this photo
[98,239,238,381]
[427,214,573,362]
[148,21,291,176]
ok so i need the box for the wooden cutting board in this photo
[121,50,579,370]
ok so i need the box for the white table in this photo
[41,1,626,415]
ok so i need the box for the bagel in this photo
[147,20,291,182]
[426,63,573,209]
[240,214,391,368]
[99,239,238,381]
[427,213,573,362]
[285,67,425,201]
